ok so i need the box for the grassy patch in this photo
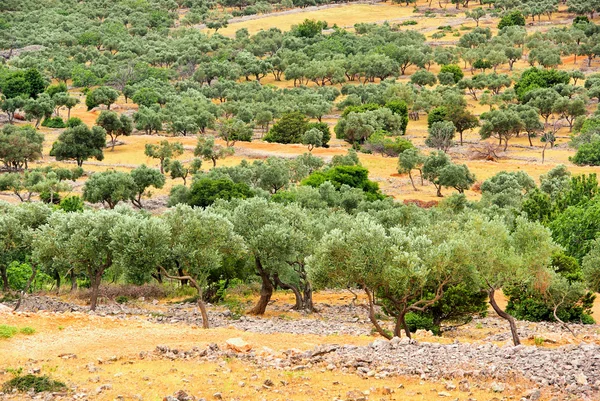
[20,327,36,335]
[0,325,37,339]
[2,374,66,393]
[0,325,18,339]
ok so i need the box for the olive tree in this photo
[309,215,469,339]
[50,124,106,167]
[144,140,184,173]
[34,210,121,310]
[161,205,245,327]
[82,170,136,209]
[96,111,133,151]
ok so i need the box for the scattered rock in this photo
[226,337,252,353]
[491,382,505,393]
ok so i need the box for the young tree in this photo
[217,118,253,147]
[34,210,120,310]
[50,124,107,167]
[465,8,487,26]
[480,109,524,151]
[96,111,133,151]
[23,93,54,128]
[553,96,587,131]
[144,140,184,174]
[0,125,44,171]
[301,128,323,152]
[130,164,166,208]
[85,86,119,111]
[398,148,425,190]
[423,150,452,197]
[165,159,202,186]
[134,105,163,135]
[1,96,25,124]
[160,206,245,327]
[194,135,233,168]
[426,121,456,152]
[310,215,468,339]
[447,106,479,146]
[525,88,560,125]
[438,163,476,194]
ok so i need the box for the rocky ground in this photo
[1,294,599,400]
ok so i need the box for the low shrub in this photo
[41,116,66,128]
[0,325,18,339]
[20,327,36,335]
[404,312,441,335]
[2,374,66,393]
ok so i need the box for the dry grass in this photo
[208,3,418,36]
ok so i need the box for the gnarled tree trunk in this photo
[249,257,273,315]
[14,264,37,312]
[364,287,391,340]
[70,270,78,292]
[488,287,520,346]
[1,267,8,292]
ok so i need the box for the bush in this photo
[341,103,380,117]
[404,312,440,335]
[2,375,66,393]
[115,295,129,304]
[505,284,596,323]
[66,117,84,128]
[400,20,418,25]
[41,116,66,128]
[264,112,309,144]
[427,106,447,128]
[364,131,414,157]
[301,165,385,201]
[187,178,254,207]
[6,262,33,292]
[439,64,464,84]
[570,140,600,166]
[498,10,525,29]
[514,68,570,101]
[59,195,84,212]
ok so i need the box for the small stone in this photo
[238,381,245,387]
[491,382,505,393]
[226,337,252,353]
[263,379,274,387]
[575,373,588,385]
[524,389,541,401]
[212,392,222,400]
[459,380,470,392]
[445,382,456,391]
[438,392,452,397]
